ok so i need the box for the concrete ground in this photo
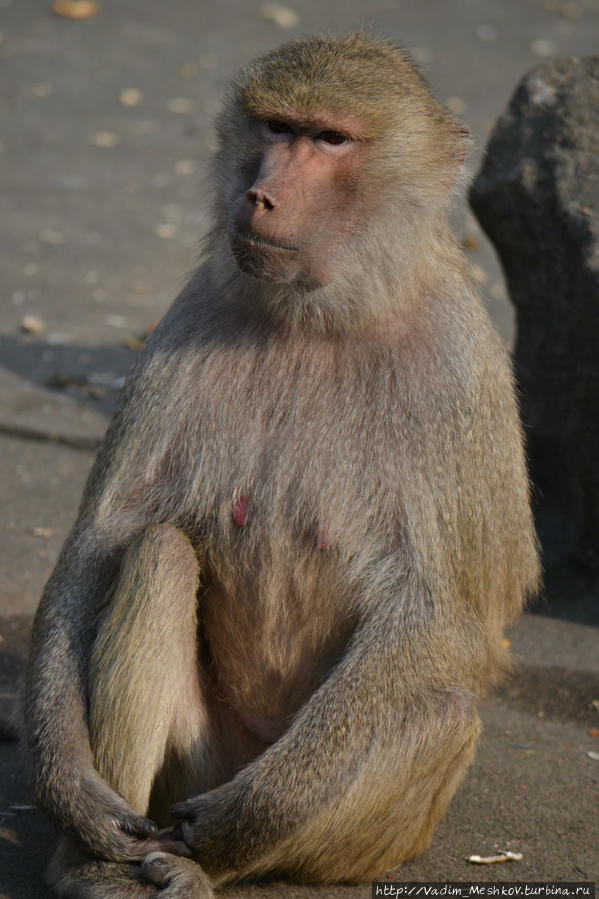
[1,0,598,895]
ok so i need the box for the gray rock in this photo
[470,57,599,620]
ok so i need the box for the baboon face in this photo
[227,115,370,286]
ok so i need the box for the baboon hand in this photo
[170,796,208,852]
[69,773,192,861]
[170,789,232,854]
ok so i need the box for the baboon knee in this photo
[119,524,200,611]
[133,524,199,573]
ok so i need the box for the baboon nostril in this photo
[247,187,275,210]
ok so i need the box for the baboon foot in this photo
[141,852,214,898]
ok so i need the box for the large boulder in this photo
[470,57,599,621]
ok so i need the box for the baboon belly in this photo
[200,580,354,739]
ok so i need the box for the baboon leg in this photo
[50,525,215,898]
[89,524,210,815]
[49,843,214,898]
[49,839,156,898]
[242,689,481,883]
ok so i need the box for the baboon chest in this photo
[172,342,389,722]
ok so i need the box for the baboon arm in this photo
[173,597,474,880]
[25,532,181,861]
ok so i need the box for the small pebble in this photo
[166,97,197,115]
[105,314,127,328]
[174,159,196,176]
[199,53,218,70]
[38,228,65,245]
[119,87,143,107]
[530,38,556,56]
[127,119,157,134]
[155,223,178,239]
[476,24,498,41]
[447,97,468,115]
[21,314,45,335]
[179,63,198,79]
[152,172,172,188]
[24,262,39,276]
[30,82,54,98]
[410,46,433,65]
[91,131,119,148]
[45,333,69,345]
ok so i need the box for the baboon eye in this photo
[266,119,294,135]
[317,130,348,146]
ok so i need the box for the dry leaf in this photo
[259,3,299,29]
[560,1,583,18]
[588,729,599,737]
[53,0,100,20]
[467,851,523,864]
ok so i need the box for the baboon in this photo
[24,33,540,897]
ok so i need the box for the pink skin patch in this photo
[318,527,331,550]
[233,495,250,527]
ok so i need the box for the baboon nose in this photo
[246,187,276,211]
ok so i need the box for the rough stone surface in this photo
[470,57,599,622]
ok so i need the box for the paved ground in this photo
[1,0,598,896]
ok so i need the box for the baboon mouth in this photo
[231,229,299,253]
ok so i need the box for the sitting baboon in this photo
[24,32,540,897]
